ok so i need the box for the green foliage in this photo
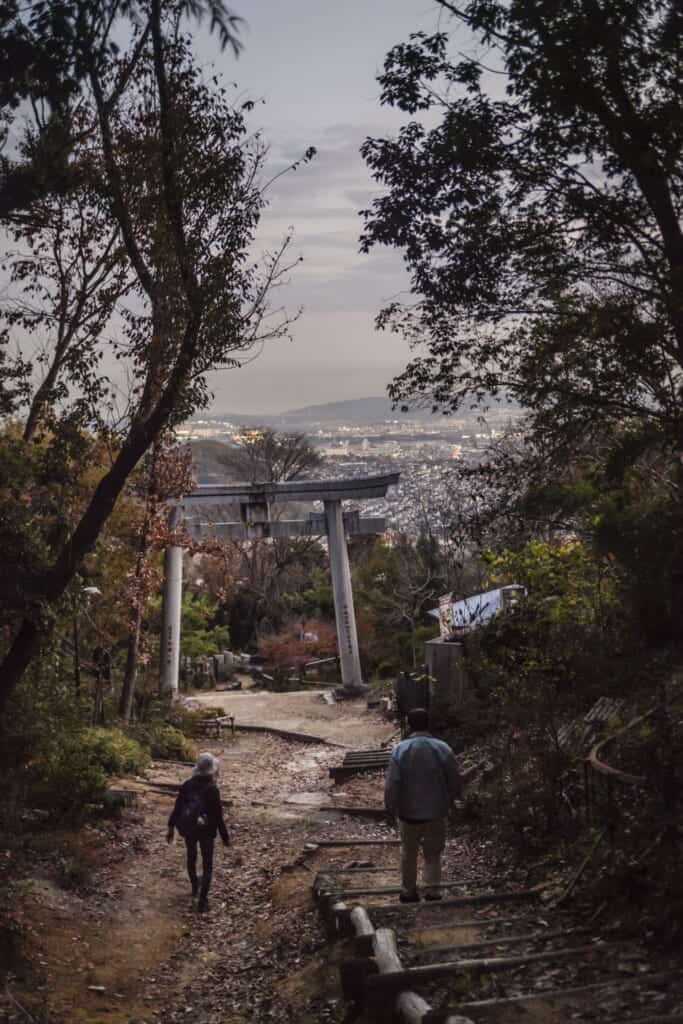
[286,567,335,621]
[362,4,683,448]
[134,722,195,761]
[456,539,630,846]
[27,727,148,820]
[0,660,153,823]
[468,540,623,737]
[484,539,621,629]
[77,727,150,775]
[354,536,440,672]
[28,735,108,819]
[476,423,683,645]
[0,9,311,715]
[180,592,229,659]
[371,623,437,678]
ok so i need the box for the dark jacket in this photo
[168,774,229,842]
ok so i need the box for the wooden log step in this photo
[415,925,590,958]
[319,881,469,900]
[328,900,352,937]
[349,905,376,955]
[610,1018,683,1024]
[329,767,386,780]
[371,927,432,1023]
[140,781,180,794]
[405,914,530,932]
[609,1017,683,1023]
[366,943,620,995]
[151,757,195,767]
[340,757,391,766]
[339,760,390,768]
[366,928,475,1024]
[319,805,389,819]
[449,970,676,1014]
[307,838,401,847]
[343,749,392,760]
[350,905,375,938]
[370,887,541,912]
[127,781,233,809]
[318,866,394,874]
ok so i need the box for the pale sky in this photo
[196,0,462,414]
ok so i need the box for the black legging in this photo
[184,833,215,906]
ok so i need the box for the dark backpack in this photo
[175,783,210,838]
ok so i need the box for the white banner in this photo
[438,592,454,638]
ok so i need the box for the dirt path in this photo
[1,699,393,1024]
[189,687,396,747]
[6,700,679,1024]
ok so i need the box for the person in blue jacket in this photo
[384,707,462,902]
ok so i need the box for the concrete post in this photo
[325,500,364,692]
[160,506,183,696]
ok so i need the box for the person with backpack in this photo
[384,707,462,902]
[167,752,230,912]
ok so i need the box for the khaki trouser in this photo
[399,818,446,893]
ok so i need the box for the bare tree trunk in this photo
[0,429,150,715]
[0,620,42,713]
[23,346,68,443]
[119,608,142,722]
[93,669,104,724]
[672,448,683,647]
[73,611,81,698]
[23,380,53,443]
[410,620,417,669]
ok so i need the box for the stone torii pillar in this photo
[160,472,399,697]
[325,500,362,691]
[160,505,183,695]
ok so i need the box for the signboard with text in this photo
[438,592,454,638]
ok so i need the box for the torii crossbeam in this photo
[161,472,399,696]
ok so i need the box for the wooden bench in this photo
[196,714,235,739]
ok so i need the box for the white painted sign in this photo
[438,592,454,638]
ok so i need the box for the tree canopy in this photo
[0,0,310,712]
[361,0,683,461]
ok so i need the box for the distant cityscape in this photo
[179,397,522,535]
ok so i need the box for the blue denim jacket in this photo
[384,733,462,821]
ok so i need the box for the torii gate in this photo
[160,472,399,696]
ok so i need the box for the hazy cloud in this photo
[191,0,459,413]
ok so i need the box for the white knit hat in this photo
[193,752,219,777]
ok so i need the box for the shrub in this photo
[137,723,195,761]
[78,728,150,775]
[27,727,149,821]
[28,736,108,819]
[257,620,337,669]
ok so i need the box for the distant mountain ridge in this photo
[272,396,412,423]
[203,395,519,427]
[208,396,443,426]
